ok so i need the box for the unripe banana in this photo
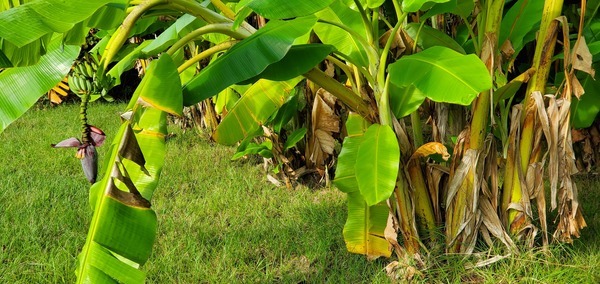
[84,62,93,78]
[75,75,87,94]
[84,80,93,93]
[68,75,81,94]
[75,64,86,77]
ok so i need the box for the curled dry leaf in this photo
[306,88,339,169]
[409,142,450,161]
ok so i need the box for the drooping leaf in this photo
[404,23,465,54]
[313,0,371,67]
[402,0,450,13]
[134,54,183,117]
[0,35,79,134]
[212,78,303,145]
[247,0,334,20]
[77,54,175,283]
[240,44,334,84]
[343,191,392,258]
[388,46,491,105]
[182,16,317,106]
[0,0,127,47]
[355,124,400,206]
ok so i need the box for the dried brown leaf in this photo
[572,37,596,77]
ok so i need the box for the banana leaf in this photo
[343,192,391,258]
[0,0,128,47]
[212,77,303,145]
[313,0,371,68]
[77,54,180,283]
[335,114,391,258]
[355,124,400,206]
[182,16,316,106]
[246,0,334,19]
[388,46,491,106]
[0,34,79,134]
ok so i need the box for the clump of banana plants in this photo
[1,0,598,282]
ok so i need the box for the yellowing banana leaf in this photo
[343,191,392,259]
[313,1,371,67]
[0,0,127,47]
[388,46,491,106]
[0,34,79,134]
[182,16,316,106]
[212,78,303,145]
[77,54,178,283]
[355,124,400,206]
[247,0,334,20]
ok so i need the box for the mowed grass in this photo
[0,102,598,283]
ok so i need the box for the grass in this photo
[0,102,598,283]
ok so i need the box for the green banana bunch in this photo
[68,56,107,98]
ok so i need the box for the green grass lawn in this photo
[0,102,598,283]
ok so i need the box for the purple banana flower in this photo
[52,125,106,183]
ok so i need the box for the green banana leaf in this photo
[0,33,52,66]
[0,34,79,134]
[421,0,473,18]
[212,78,303,146]
[142,14,206,56]
[182,16,316,106]
[247,0,334,19]
[572,70,600,128]
[355,124,400,206]
[77,54,180,283]
[334,114,391,258]
[404,23,465,54]
[0,0,127,47]
[335,136,363,193]
[283,127,307,150]
[499,0,543,59]
[239,44,335,84]
[402,0,450,13]
[313,0,370,68]
[334,113,370,193]
[366,0,385,9]
[343,191,391,258]
[107,41,153,86]
[388,46,491,106]
[389,83,426,119]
